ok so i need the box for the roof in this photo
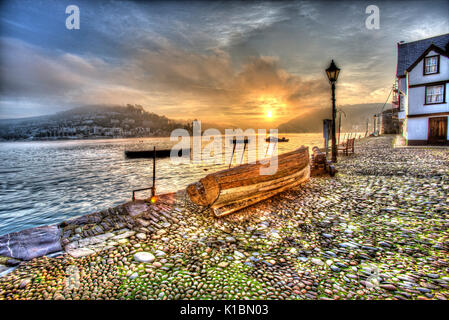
[406,44,449,73]
[396,33,449,77]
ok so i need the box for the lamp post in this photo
[326,60,340,163]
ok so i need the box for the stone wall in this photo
[0,192,185,265]
[381,109,401,134]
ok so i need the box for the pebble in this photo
[380,284,397,291]
[136,233,147,240]
[133,252,155,263]
[1,136,447,301]
[311,258,324,266]
[330,266,340,272]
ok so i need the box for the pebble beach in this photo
[0,135,448,300]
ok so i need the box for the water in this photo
[0,133,359,235]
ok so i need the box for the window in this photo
[424,55,439,75]
[425,84,445,104]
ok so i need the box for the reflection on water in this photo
[0,133,346,235]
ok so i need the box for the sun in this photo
[266,110,273,118]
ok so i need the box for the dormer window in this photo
[423,55,439,75]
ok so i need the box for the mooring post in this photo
[151,146,156,197]
[365,119,369,137]
[338,112,341,145]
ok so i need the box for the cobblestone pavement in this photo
[1,135,448,300]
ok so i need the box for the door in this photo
[428,117,448,144]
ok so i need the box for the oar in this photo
[265,139,271,157]
[239,140,247,165]
[265,140,277,158]
[228,140,236,168]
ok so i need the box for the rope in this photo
[239,141,247,165]
[228,141,236,168]
[378,85,393,115]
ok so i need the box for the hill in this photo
[0,104,192,140]
[278,103,392,133]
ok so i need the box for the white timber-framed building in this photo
[395,34,449,145]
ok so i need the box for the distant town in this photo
[0,104,193,141]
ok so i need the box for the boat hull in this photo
[125,149,189,158]
[265,138,289,142]
[187,147,310,217]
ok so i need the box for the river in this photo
[0,132,362,235]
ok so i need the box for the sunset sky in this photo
[0,0,448,127]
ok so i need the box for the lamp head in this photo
[326,60,340,83]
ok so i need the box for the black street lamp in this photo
[326,60,340,163]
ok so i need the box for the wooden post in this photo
[373,115,377,136]
[151,146,156,197]
[323,119,331,160]
[365,119,368,137]
[338,111,342,145]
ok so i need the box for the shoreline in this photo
[1,134,448,300]
[0,135,171,143]
[0,131,362,143]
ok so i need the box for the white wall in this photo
[408,50,449,85]
[402,49,449,141]
[406,51,448,116]
[406,117,428,140]
[408,85,449,115]
[399,77,407,95]
[407,116,449,141]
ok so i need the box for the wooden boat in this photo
[125,149,189,158]
[266,136,289,142]
[187,146,310,217]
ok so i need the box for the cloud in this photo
[1,36,331,127]
[1,0,448,128]
[129,46,331,126]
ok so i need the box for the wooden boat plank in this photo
[213,150,308,182]
[186,146,310,216]
[217,156,309,188]
[212,167,310,217]
[216,153,308,181]
[213,166,309,206]
[213,147,308,177]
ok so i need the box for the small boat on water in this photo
[187,146,310,217]
[125,149,189,158]
[266,136,289,142]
